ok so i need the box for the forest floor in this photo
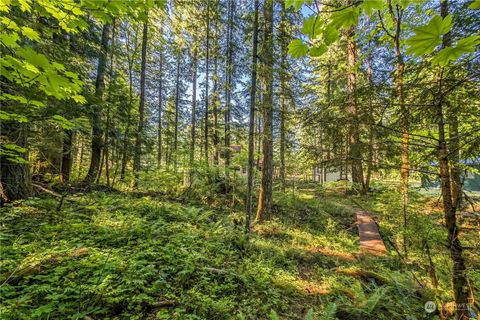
[1,172,479,319]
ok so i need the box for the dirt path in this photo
[354,208,387,256]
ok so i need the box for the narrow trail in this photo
[354,208,387,256]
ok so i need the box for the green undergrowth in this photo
[0,177,455,319]
[321,180,479,317]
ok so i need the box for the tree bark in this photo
[120,25,140,181]
[441,2,461,210]
[437,70,471,320]
[437,1,471,319]
[60,129,73,183]
[386,0,409,256]
[246,0,259,236]
[346,25,365,193]
[104,19,116,188]
[0,122,32,202]
[212,32,219,166]
[279,2,288,193]
[157,50,164,168]
[84,22,110,184]
[224,0,234,167]
[133,19,148,186]
[255,0,274,222]
[204,0,210,165]
[174,53,181,169]
[449,104,461,209]
[365,45,375,191]
[190,47,198,177]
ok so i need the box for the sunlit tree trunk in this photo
[84,22,110,184]
[133,19,148,187]
[255,0,274,222]
[246,0,259,236]
[346,25,365,193]
[256,112,262,170]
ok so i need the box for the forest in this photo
[1,0,480,319]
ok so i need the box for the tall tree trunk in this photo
[441,2,461,210]
[104,19,116,188]
[0,122,32,202]
[133,19,148,186]
[387,0,408,256]
[77,135,84,180]
[256,112,261,170]
[365,45,375,191]
[449,104,461,208]
[190,48,198,178]
[157,50,164,168]
[84,22,110,184]
[346,25,365,193]
[438,1,471,318]
[437,70,471,320]
[120,68,133,181]
[174,54,181,169]
[96,148,104,184]
[224,0,234,167]
[255,0,274,222]
[246,0,259,236]
[204,0,210,165]
[121,24,140,181]
[60,129,73,183]
[212,35,219,166]
[279,2,288,192]
[200,115,204,162]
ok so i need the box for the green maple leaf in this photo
[362,0,384,16]
[301,15,322,39]
[310,44,327,57]
[433,35,480,66]
[330,6,359,28]
[288,39,308,58]
[406,15,453,56]
[469,0,480,9]
[286,0,304,11]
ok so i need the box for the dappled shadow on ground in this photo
[1,186,440,320]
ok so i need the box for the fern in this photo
[363,287,388,313]
[320,303,337,320]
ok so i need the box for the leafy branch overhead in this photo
[288,0,479,65]
[287,1,379,58]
